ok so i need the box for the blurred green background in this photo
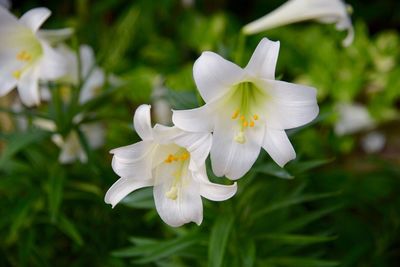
[0,0,399,266]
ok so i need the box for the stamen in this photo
[243,121,248,127]
[253,114,259,120]
[249,121,255,127]
[12,70,21,79]
[164,154,175,163]
[231,110,239,119]
[234,131,246,144]
[165,186,178,200]
[16,51,32,61]
[180,152,189,161]
[240,115,245,121]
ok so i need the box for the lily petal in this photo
[211,116,264,180]
[245,38,280,80]
[17,66,40,106]
[193,51,245,102]
[194,167,237,201]
[242,0,354,46]
[153,163,203,227]
[39,41,67,80]
[262,128,296,167]
[134,104,153,141]
[111,141,154,178]
[37,28,74,44]
[105,177,153,208]
[172,100,217,133]
[260,79,319,130]
[110,141,155,162]
[19,7,51,32]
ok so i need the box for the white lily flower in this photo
[105,104,237,227]
[334,102,374,136]
[173,38,319,180]
[34,117,104,164]
[242,0,354,46]
[0,7,67,106]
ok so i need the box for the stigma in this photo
[16,51,32,61]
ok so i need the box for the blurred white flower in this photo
[152,77,172,125]
[0,0,10,9]
[0,7,67,106]
[34,117,104,164]
[41,44,105,103]
[242,0,354,46]
[361,131,386,154]
[173,38,319,180]
[105,105,237,227]
[335,103,374,135]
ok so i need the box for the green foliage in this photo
[0,0,399,267]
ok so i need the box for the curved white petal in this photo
[259,79,319,130]
[134,104,153,141]
[245,38,280,80]
[0,5,18,27]
[194,167,237,201]
[17,66,40,106]
[210,115,264,180]
[79,68,105,104]
[242,0,353,46]
[111,141,155,178]
[193,51,245,102]
[0,70,17,97]
[172,101,217,133]
[37,28,74,44]
[19,7,51,32]
[153,162,203,227]
[105,177,153,208]
[262,128,296,167]
[39,41,67,80]
[79,45,96,78]
[110,141,154,162]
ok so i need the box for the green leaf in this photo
[0,130,48,169]
[261,257,339,267]
[113,233,199,263]
[208,213,234,267]
[57,214,83,246]
[253,191,341,219]
[288,158,334,174]
[254,163,294,179]
[278,205,342,233]
[48,166,65,223]
[121,187,154,209]
[256,234,337,245]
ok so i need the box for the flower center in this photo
[163,149,190,200]
[229,81,264,144]
[12,39,43,80]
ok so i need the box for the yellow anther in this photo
[16,51,32,61]
[180,152,189,161]
[249,121,255,127]
[231,110,239,119]
[253,114,259,120]
[243,121,249,127]
[164,154,175,163]
[12,70,21,79]
[165,186,178,200]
